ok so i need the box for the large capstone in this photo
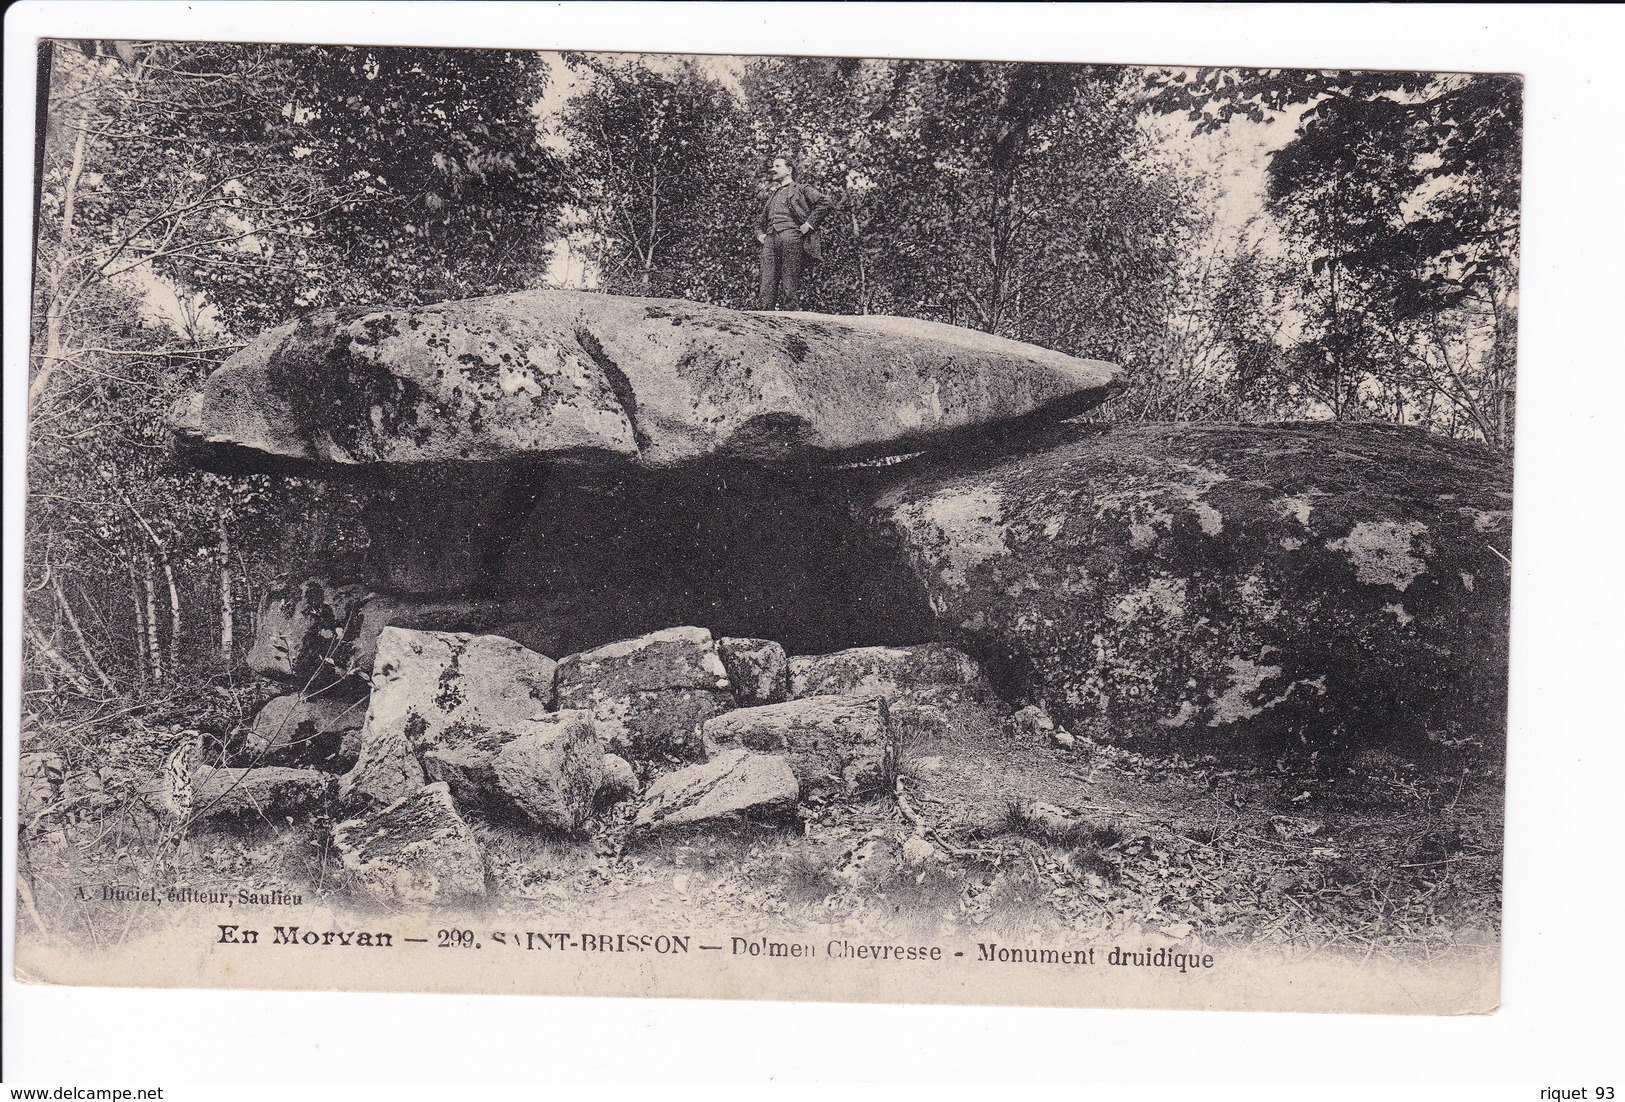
[864,422,1512,760]
[172,290,1118,470]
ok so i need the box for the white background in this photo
[5,2,1623,1088]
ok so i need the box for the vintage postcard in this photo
[14,35,1516,1014]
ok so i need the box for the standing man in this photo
[756,155,833,311]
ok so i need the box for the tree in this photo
[558,54,754,302]
[26,39,564,694]
[1150,68,1521,447]
[739,57,1193,363]
[273,44,566,314]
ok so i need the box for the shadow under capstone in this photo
[316,457,941,662]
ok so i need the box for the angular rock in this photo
[190,766,335,825]
[865,421,1513,760]
[632,748,799,832]
[556,625,730,696]
[173,289,1119,470]
[239,689,368,771]
[555,627,734,761]
[489,712,606,832]
[594,690,734,763]
[332,783,486,905]
[338,720,426,812]
[717,637,789,706]
[1008,703,1076,750]
[1008,704,1055,739]
[787,643,992,752]
[338,627,556,809]
[246,576,505,684]
[788,642,991,704]
[702,694,896,798]
[419,734,518,814]
[421,712,621,824]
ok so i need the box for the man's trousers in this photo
[759,228,805,311]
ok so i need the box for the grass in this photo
[774,849,844,907]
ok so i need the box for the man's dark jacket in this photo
[757,182,835,261]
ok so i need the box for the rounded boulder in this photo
[865,422,1512,761]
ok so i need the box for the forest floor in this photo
[16,682,1503,970]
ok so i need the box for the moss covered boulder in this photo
[865,422,1511,760]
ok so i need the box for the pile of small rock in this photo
[211,626,994,905]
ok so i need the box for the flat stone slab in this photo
[171,290,1119,469]
[554,627,734,762]
[702,694,895,798]
[555,625,729,697]
[632,747,799,832]
[190,766,335,826]
[788,642,991,703]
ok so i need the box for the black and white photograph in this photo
[11,22,1527,1018]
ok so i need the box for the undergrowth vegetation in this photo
[18,683,1502,964]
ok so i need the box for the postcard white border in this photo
[5,0,1623,1085]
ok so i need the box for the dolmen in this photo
[173,290,1510,866]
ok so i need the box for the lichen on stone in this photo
[1328,520,1430,590]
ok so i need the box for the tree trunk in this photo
[25,615,94,695]
[849,208,870,315]
[161,550,181,674]
[1327,255,1343,420]
[234,540,254,634]
[32,95,90,413]
[640,165,660,296]
[129,556,149,687]
[142,550,164,683]
[51,569,114,690]
[217,509,234,663]
[124,497,179,676]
